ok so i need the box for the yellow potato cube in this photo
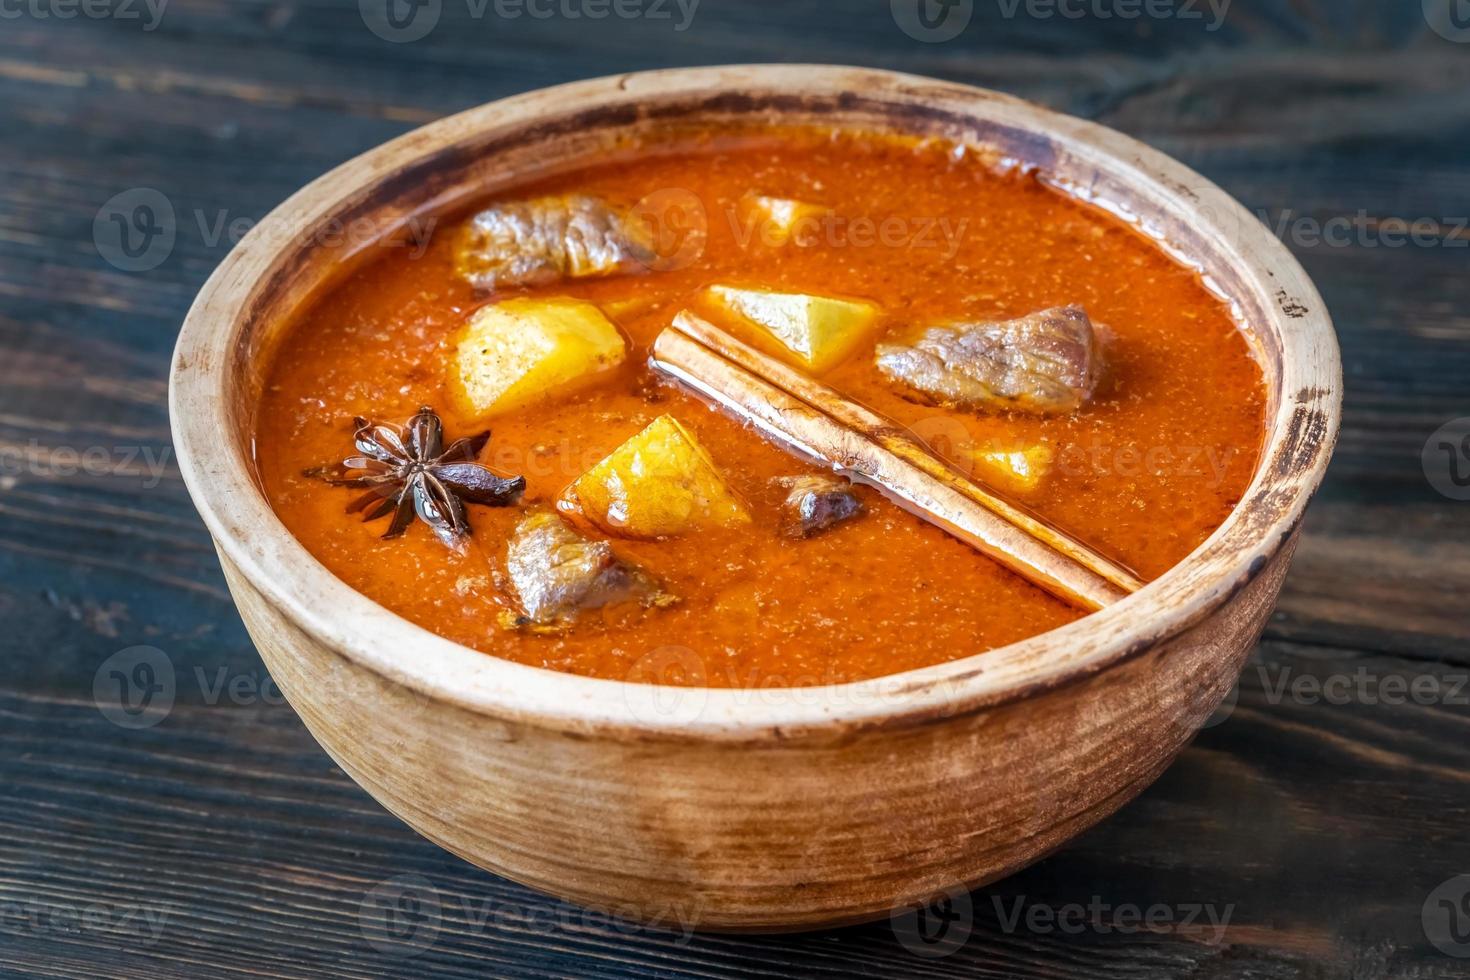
[559,415,750,538]
[448,297,626,420]
[738,195,830,246]
[969,444,1054,495]
[704,285,880,373]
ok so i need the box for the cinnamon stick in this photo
[649,321,1132,612]
[670,311,1146,596]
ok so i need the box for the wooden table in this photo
[3,2,1468,976]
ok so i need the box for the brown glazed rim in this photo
[168,66,1341,743]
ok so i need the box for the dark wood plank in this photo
[2,0,1468,976]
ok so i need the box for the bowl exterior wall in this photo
[217,535,1293,931]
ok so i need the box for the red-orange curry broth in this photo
[254,128,1265,687]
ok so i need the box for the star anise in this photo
[305,406,525,552]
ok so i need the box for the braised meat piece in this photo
[875,305,1100,414]
[775,475,864,538]
[501,511,673,632]
[455,194,655,291]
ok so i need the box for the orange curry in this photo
[255,127,1265,687]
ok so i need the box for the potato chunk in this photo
[968,443,1053,495]
[738,195,830,246]
[448,297,626,421]
[559,415,750,538]
[705,285,880,373]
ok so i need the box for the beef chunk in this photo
[501,511,673,631]
[775,475,864,538]
[875,305,1100,414]
[455,195,655,291]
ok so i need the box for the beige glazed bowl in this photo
[169,65,1341,932]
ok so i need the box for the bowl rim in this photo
[169,64,1341,741]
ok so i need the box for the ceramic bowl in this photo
[169,65,1340,932]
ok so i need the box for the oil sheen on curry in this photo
[255,127,1266,687]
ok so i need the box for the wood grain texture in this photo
[1,0,1466,976]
